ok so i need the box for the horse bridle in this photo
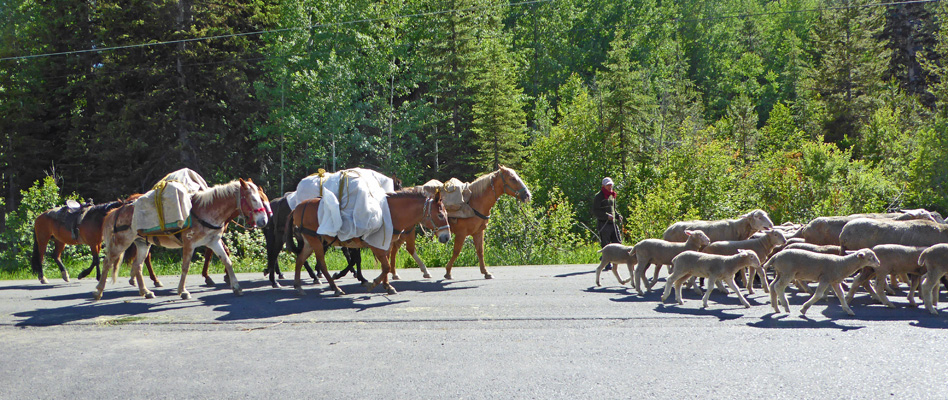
[493,171,528,201]
[421,197,450,235]
[236,185,272,228]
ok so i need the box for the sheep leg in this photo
[611,262,627,285]
[800,281,830,316]
[872,273,896,308]
[689,276,704,296]
[649,264,662,288]
[922,276,939,315]
[770,275,790,313]
[755,266,770,293]
[594,260,609,287]
[661,271,682,304]
[908,275,921,307]
[726,276,751,308]
[832,282,855,316]
[701,275,714,308]
[846,268,873,304]
[633,260,650,295]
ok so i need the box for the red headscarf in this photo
[601,185,616,199]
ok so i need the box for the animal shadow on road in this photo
[14,290,199,327]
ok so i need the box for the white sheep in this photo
[918,244,948,315]
[845,244,928,308]
[630,230,711,295]
[662,209,773,242]
[768,249,881,316]
[661,250,761,308]
[594,243,635,287]
[702,229,786,294]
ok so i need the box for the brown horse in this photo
[95,179,269,300]
[198,183,273,286]
[31,200,162,287]
[388,166,531,280]
[289,189,450,296]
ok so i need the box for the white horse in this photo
[95,179,269,300]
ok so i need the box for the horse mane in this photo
[193,181,241,208]
[85,201,124,218]
[468,170,499,196]
[387,188,430,199]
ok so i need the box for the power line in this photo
[0,0,557,62]
[5,0,939,87]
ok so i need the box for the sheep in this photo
[768,249,881,316]
[594,244,635,287]
[844,244,928,308]
[918,244,948,315]
[629,230,711,295]
[782,242,843,255]
[839,218,948,254]
[701,229,787,294]
[791,212,937,246]
[662,209,773,242]
[661,250,761,308]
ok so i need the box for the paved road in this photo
[2,264,948,399]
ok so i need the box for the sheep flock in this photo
[596,208,948,316]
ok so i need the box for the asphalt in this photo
[2,264,948,399]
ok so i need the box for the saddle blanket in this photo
[286,168,395,250]
[132,168,210,235]
[422,177,476,219]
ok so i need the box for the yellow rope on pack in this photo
[152,180,168,232]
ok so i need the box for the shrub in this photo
[1,176,81,272]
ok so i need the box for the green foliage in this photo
[1,176,80,270]
[624,172,698,243]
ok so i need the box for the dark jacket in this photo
[592,190,615,223]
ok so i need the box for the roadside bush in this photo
[1,176,81,272]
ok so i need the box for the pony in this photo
[198,183,276,286]
[31,200,162,287]
[288,189,450,296]
[388,166,531,280]
[94,179,269,300]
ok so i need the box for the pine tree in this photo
[807,0,892,145]
[471,38,527,172]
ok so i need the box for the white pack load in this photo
[421,178,475,219]
[286,168,395,250]
[132,168,210,235]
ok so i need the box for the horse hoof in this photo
[332,273,342,280]
[39,277,49,284]
[334,289,346,297]
[144,292,155,299]
[223,275,231,284]
[128,278,135,286]
[93,292,102,301]
[272,282,282,289]
[361,281,371,288]
[61,271,70,282]
[295,288,306,296]
[154,280,164,288]
[181,292,191,300]
[232,287,243,296]
[444,274,453,280]
[278,273,286,279]
[391,274,401,281]
[423,273,431,279]
[484,273,493,279]
[386,286,398,295]
[313,279,321,285]
[204,277,215,286]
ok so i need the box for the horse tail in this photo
[30,230,42,276]
[284,209,302,254]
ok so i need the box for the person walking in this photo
[592,177,621,270]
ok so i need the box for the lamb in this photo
[662,209,774,242]
[594,244,635,287]
[792,212,936,246]
[629,230,711,295]
[918,244,948,315]
[839,218,948,254]
[661,250,761,308]
[768,249,880,316]
[701,229,787,294]
[844,244,928,308]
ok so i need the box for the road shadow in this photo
[650,291,748,321]
[555,270,594,278]
[14,290,199,327]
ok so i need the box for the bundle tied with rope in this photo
[131,168,209,236]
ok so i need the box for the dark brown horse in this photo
[388,166,531,280]
[288,189,450,296]
[31,200,161,286]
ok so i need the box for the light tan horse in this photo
[95,179,269,300]
[289,189,450,296]
[388,166,531,280]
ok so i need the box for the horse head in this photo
[498,166,531,203]
[239,178,271,228]
[424,190,451,244]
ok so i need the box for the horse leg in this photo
[77,245,99,281]
[389,243,401,281]
[405,233,430,279]
[130,243,154,299]
[207,239,242,297]
[293,240,315,296]
[143,252,162,287]
[472,230,491,279]
[202,248,216,286]
[443,234,468,280]
[31,229,50,284]
[94,239,128,301]
[52,240,70,282]
[352,249,368,286]
[371,247,397,295]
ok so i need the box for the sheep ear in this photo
[684,230,692,237]
[856,251,866,259]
